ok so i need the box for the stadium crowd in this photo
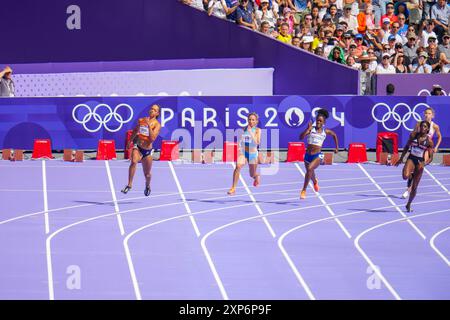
[181,0,449,75]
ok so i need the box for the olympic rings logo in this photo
[371,102,430,131]
[72,103,134,133]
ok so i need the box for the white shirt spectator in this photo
[187,0,205,10]
[376,63,396,74]
[208,0,227,19]
[421,30,438,48]
[369,60,378,72]
[339,15,359,33]
[330,0,344,11]
[412,63,432,73]
[256,7,277,29]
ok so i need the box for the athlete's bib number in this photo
[139,125,149,136]
[410,147,424,158]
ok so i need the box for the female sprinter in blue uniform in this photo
[395,120,434,212]
[227,112,261,195]
[121,104,161,196]
[299,109,338,199]
[402,107,442,199]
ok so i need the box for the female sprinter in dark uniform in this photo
[227,112,261,195]
[395,120,434,212]
[299,109,338,199]
[121,104,161,196]
[402,107,442,199]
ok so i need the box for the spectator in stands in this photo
[277,22,293,42]
[394,2,409,21]
[275,17,285,32]
[321,13,336,32]
[354,33,368,57]
[386,83,395,95]
[315,44,325,56]
[430,84,445,95]
[311,5,322,29]
[396,14,408,40]
[378,17,391,41]
[260,20,278,36]
[380,2,398,26]
[426,41,443,73]
[393,52,408,73]
[431,0,449,43]
[315,0,330,20]
[383,35,397,55]
[423,0,437,21]
[420,20,438,47]
[283,7,296,34]
[340,30,353,49]
[292,36,302,47]
[408,0,423,26]
[237,0,257,29]
[256,0,278,29]
[182,0,208,11]
[334,24,345,42]
[365,26,383,51]
[323,36,336,56]
[357,4,376,35]
[382,22,403,44]
[346,55,361,69]
[298,13,317,36]
[403,31,419,64]
[208,0,229,19]
[293,0,312,15]
[329,4,341,24]
[359,52,376,95]
[343,0,358,17]
[412,51,432,73]
[338,20,349,33]
[366,47,379,71]
[371,0,382,26]
[278,0,298,13]
[301,35,315,52]
[329,46,347,64]
[340,4,358,33]
[376,52,396,73]
[438,32,449,60]
[329,0,343,16]
[312,27,327,50]
[224,0,240,21]
[0,66,15,97]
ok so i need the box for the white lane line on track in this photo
[168,161,201,237]
[358,164,427,240]
[105,161,125,235]
[233,163,277,238]
[42,160,50,235]
[295,163,352,238]
[424,167,450,195]
[430,227,450,267]
[43,192,447,300]
[354,209,450,300]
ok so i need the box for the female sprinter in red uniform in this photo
[227,112,261,195]
[395,120,434,212]
[299,109,338,199]
[121,104,161,196]
[402,107,442,198]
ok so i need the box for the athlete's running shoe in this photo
[121,185,132,194]
[300,190,306,199]
[313,178,319,192]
